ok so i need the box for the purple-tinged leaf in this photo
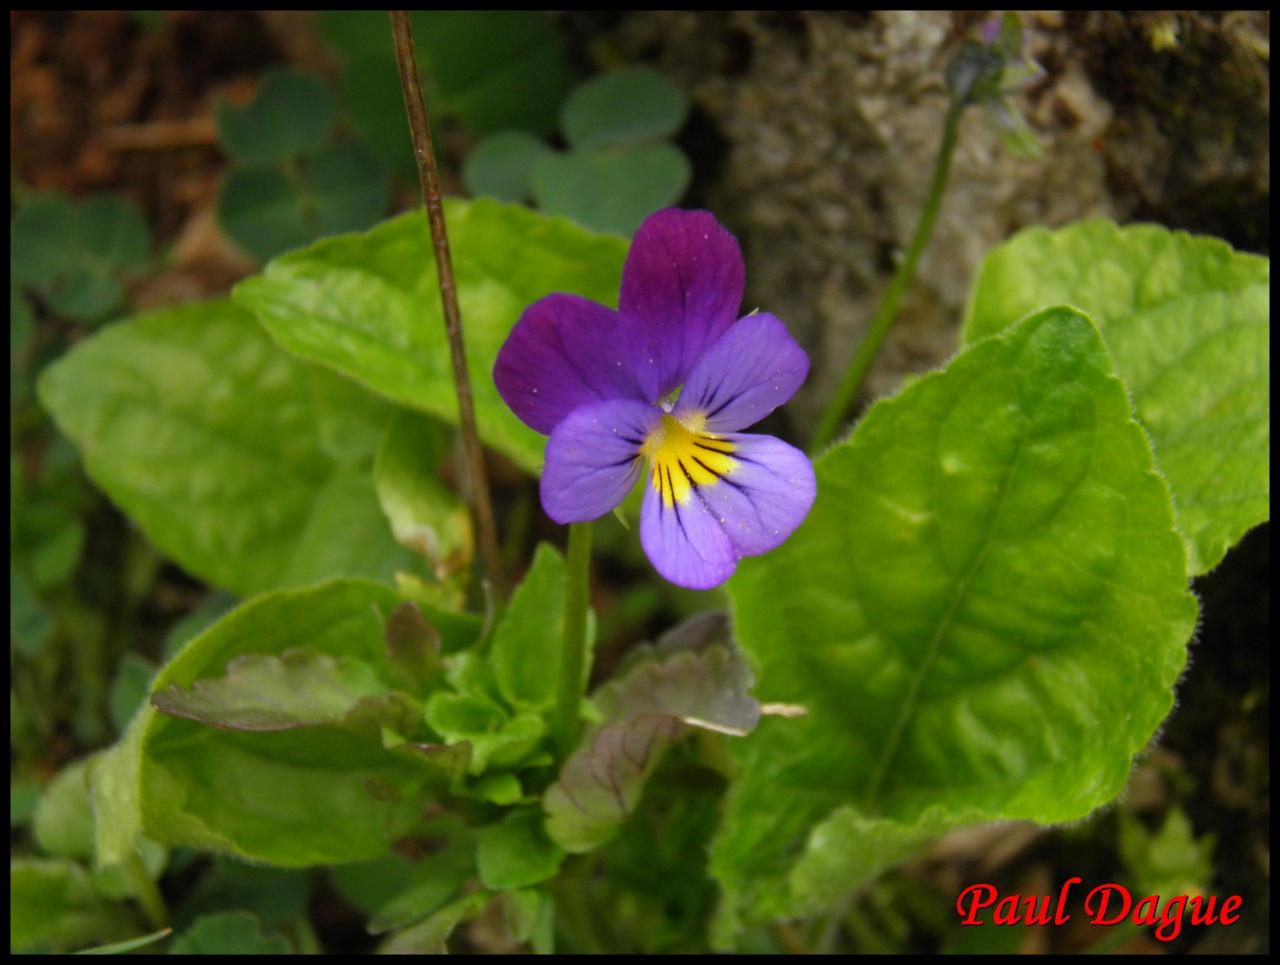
[544,616,761,852]
[151,648,421,738]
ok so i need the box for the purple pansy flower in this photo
[494,209,816,590]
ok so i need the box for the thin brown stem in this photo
[389,11,507,601]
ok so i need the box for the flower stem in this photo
[809,96,966,453]
[388,11,507,602]
[553,522,593,759]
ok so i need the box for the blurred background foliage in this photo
[10,10,1268,954]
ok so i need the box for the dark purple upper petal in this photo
[618,209,745,399]
[674,312,809,432]
[540,399,660,524]
[494,293,653,435]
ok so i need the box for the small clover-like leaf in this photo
[12,192,151,324]
[217,165,312,263]
[463,130,553,203]
[218,144,389,264]
[77,194,151,274]
[216,68,334,164]
[531,143,691,237]
[303,141,390,237]
[11,193,77,287]
[561,66,689,151]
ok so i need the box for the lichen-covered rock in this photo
[604,11,1267,429]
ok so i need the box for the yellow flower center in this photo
[642,413,738,507]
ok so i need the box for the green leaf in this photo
[1118,806,1215,905]
[233,198,630,472]
[11,192,151,324]
[90,580,452,867]
[11,281,34,399]
[11,193,77,287]
[962,220,1270,573]
[712,306,1197,934]
[216,68,334,164]
[361,834,476,933]
[419,11,575,136]
[77,194,152,274]
[218,144,390,263]
[561,66,689,151]
[11,567,53,656]
[34,758,95,861]
[477,808,564,891]
[383,601,445,696]
[9,858,137,953]
[463,130,553,203]
[169,911,290,955]
[425,691,546,775]
[305,141,391,237]
[178,859,312,929]
[30,754,167,897]
[544,624,759,854]
[37,299,416,597]
[109,653,156,734]
[471,771,523,806]
[592,613,759,734]
[531,143,691,237]
[328,54,420,183]
[150,649,417,735]
[162,593,236,663]
[496,889,547,947]
[19,499,86,589]
[375,411,473,578]
[329,851,420,917]
[217,165,312,263]
[544,715,689,855]
[309,362,398,465]
[322,12,573,180]
[11,776,41,828]
[491,542,566,711]
[379,891,490,954]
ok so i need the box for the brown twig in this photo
[388,11,507,602]
[101,117,219,151]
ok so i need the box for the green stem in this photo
[125,852,169,930]
[809,97,966,453]
[553,522,592,759]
